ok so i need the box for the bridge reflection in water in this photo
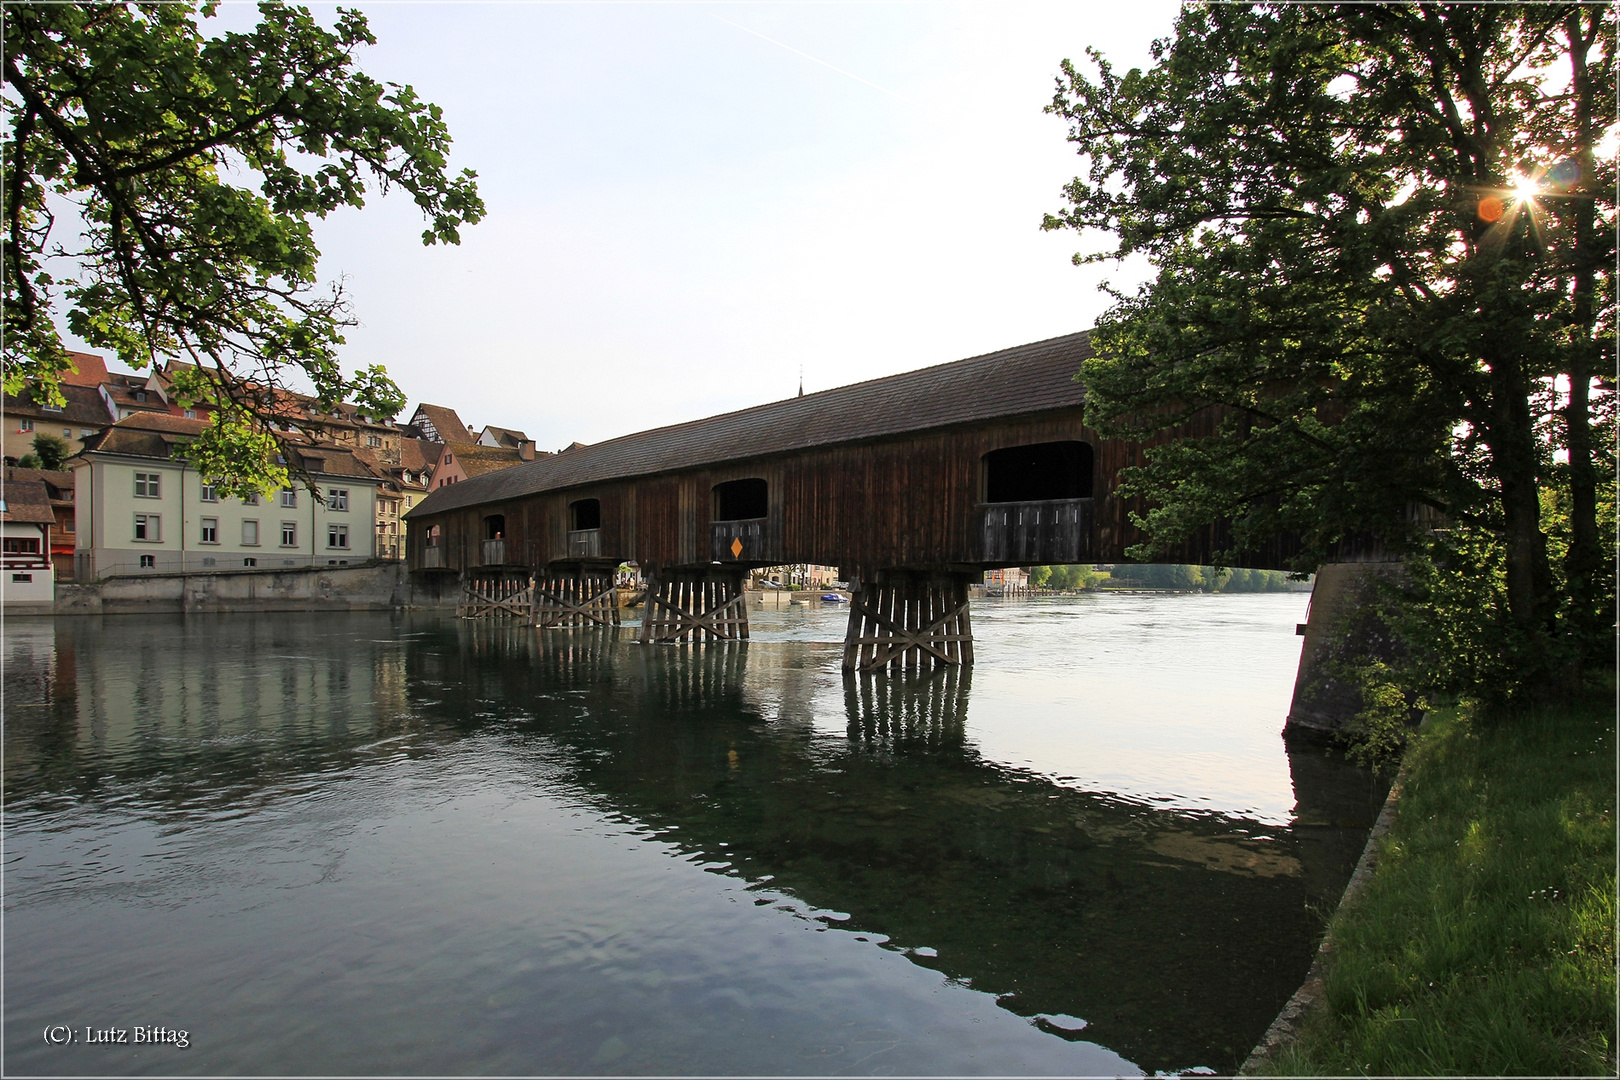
[5,612,1383,1076]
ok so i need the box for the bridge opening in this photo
[982,441,1094,503]
[713,478,768,521]
[570,499,601,531]
[484,514,506,540]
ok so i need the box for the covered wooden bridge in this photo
[404,331,1283,671]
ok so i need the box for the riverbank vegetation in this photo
[1027,564,1297,593]
[1260,699,1615,1076]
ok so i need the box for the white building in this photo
[1,476,55,611]
[73,414,383,580]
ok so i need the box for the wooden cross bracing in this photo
[533,570,621,628]
[458,574,534,619]
[639,570,749,644]
[842,571,974,673]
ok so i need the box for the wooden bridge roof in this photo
[407,330,1094,518]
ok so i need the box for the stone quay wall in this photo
[52,562,458,616]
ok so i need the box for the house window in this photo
[200,481,218,502]
[134,472,161,498]
[281,522,297,547]
[11,573,32,583]
[328,524,349,549]
[139,555,155,568]
[243,557,257,567]
[80,429,93,438]
[17,419,33,432]
[243,492,259,506]
[42,403,62,412]
[134,390,147,403]
[62,428,71,438]
[2,537,40,554]
[183,408,197,419]
[366,434,381,447]
[280,487,297,508]
[134,513,161,542]
[201,557,216,567]
[200,517,219,544]
[241,520,259,546]
[326,489,348,511]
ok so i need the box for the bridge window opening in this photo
[713,478,768,521]
[426,525,440,548]
[570,499,601,531]
[484,514,505,540]
[982,441,1094,503]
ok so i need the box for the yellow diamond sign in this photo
[730,536,744,558]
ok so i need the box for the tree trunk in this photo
[1561,11,1603,655]
[1484,343,1556,654]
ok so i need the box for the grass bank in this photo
[1263,698,1615,1076]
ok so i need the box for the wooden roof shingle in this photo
[408,330,1093,519]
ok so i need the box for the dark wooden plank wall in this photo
[408,406,1300,574]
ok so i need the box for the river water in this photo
[3,593,1386,1076]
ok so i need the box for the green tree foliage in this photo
[1028,564,1102,591]
[27,432,68,470]
[2,2,485,496]
[1045,4,1615,695]
[1108,563,1294,592]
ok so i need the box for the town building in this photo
[751,565,841,589]
[1,475,55,610]
[3,351,117,464]
[357,437,438,561]
[6,467,76,578]
[429,440,536,489]
[73,414,382,580]
[982,567,1030,595]
[405,403,475,445]
[476,425,530,450]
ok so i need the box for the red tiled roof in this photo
[5,467,73,503]
[480,425,530,449]
[61,351,109,388]
[410,404,471,443]
[83,413,379,480]
[0,477,55,524]
[4,383,113,427]
[440,441,524,478]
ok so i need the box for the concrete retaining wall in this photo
[52,563,459,615]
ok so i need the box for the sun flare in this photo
[1510,173,1541,202]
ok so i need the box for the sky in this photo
[85,1,1183,449]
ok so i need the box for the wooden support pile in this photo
[842,570,975,673]
[533,566,621,628]
[639,569,749,644]
[458,573,534,619]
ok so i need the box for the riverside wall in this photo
[49,563,459,616]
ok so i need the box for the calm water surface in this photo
[4,594,1387,1076]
